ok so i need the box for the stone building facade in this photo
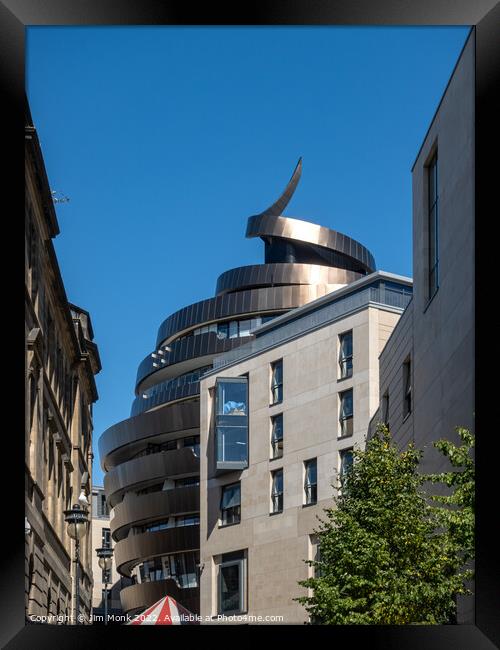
[199,272,412,623]
[25,100,101,624]
[369,31,475,623]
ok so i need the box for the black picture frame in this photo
[3,1,499,647]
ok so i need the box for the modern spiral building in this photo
[98,159,377,616]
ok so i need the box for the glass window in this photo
[175,515,200,527]
[428,151,439,299]
[219,551,245,614]
[304,459,317,505]
[403,359,412,418]
[239,320,252,338]
[216,380,247,416]
[339,389,353,437]
[209,323,218,335]
[250,317,262,331]
[102,528,111,548]
[270,359,283,404]
[382,391,390,428]
[271,414,283,459]
[216,426,248,463]
[175,477,200,488]
[339,449,353,484]
[338,331,353,379]
[217,322,229,340]
[215,378,249,469]
[229,321,239,339]
[183,435,200,456]
[220,483,241,526]
[271,469,283,513]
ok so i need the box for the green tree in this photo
[297,425,473,624]
[425,427,475,588]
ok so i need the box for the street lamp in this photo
[96,546,114,625]
[64,504,89,624]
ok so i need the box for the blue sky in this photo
[26,26,470,485]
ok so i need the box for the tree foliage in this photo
[297,425,474,624]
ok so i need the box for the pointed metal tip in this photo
[258,158,303,218]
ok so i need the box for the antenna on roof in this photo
[51,190,70,204]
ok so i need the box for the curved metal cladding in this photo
[99,158,376,615]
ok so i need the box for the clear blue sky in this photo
[26,26,470,485]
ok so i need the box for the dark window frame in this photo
[427,149,439,302]
[339,389,354,438]
[218,552,246,615]
[270,468,284,514]
[270,359,283,405]
[338,330,353,380]
[270,413,284,459]
[403,358,412,419]
[220,482,241,527]
[304,458,318,506]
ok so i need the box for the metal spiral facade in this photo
[98,158,375,615]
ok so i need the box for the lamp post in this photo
[64,504,89,624]
[96,546,113,625]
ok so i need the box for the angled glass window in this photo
[338,331,353,379]
[220,482,241,526]
[270,413,283,459]
[270,359,283,404]
[271,468,283,514]
[339,389,353,437]
[304,458,317,505]
[215,377,248,471]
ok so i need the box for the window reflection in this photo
[137,551,199,588]
[215,377,249,468]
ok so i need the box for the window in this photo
[215,377,248,471]
[427,151,439,299]
[338,331,353,379]
[102,528,111,548]
[229,321,239,339]
[403,359,412,418]
[183,435,200,456]
[219,551,246,614]
[270,359,283,404]
[271,469,283,514]
[382,391,390,429]
[239,320,252,338]
[270,413,283,459]
[139,551,199,588]
[220,483,241,526]
[339,449,353,485]
[339,389,353,437]
[175,515,200,527]
[217,322,229,340]
[175,477,200,488]
[310,534,323,578]
[98,494,109,518]
[304,459,317,505]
